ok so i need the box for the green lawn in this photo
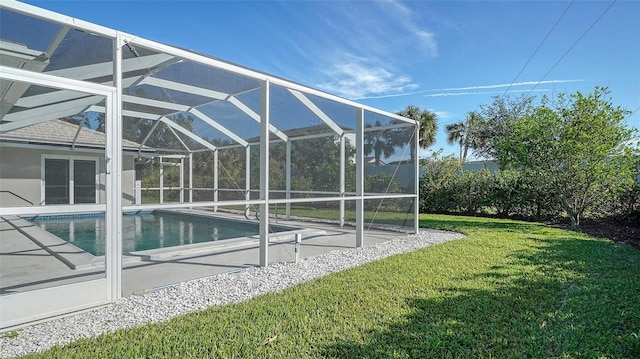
[22,214,640,358]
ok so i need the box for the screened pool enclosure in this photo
[0,1,419,329]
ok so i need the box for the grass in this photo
[20,214,640,358]
[3,331,19,339]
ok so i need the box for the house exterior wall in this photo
[121,155,135,205]
[0,147,42,206]
[0,146,135,207]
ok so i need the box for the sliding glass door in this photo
[44,158,97,205]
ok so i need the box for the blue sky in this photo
[24,0,640,159]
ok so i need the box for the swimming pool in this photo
[26,211,294,256]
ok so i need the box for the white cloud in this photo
[380,0,438,58]
[309,1,438,99]
[416,30,438,57]
[318,57,418,99]
[434,110,454,120]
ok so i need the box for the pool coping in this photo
[128,227,326,261]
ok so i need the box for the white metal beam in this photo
[158,117,217,152]
[133,25,411,127]
[2,0,413,126]
[0,38,51,117]
[365,122,415,132]
[127,78,285,141]
[285,140,291,220]
[0,96,102,132]
[46,53,174,82]
[16,77,140,108]
[287,89,344,136]
[166,124,191,152]
[90,106,223,153]
[259,80,270,267]
[270,76,415,125]
[189,108,248,147]
[45,25,71,59]
[189,154,194,203]
[106,33,123,302]
[120,95,250,147]
[87,105,166,124]
[413,126,420,234]
[130,78,288,143]
[1,1,118,39]
[126,36,269,83]
[213,149,219,211]
[340,135,346,227]
[137,77,229,101]
[355,108,364,247]
[227,95,288,141]
[139,119,162,149]
[122,94,189,112]
[124,78,289,143]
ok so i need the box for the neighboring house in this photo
[462,160,500,174]
[0,119,148,207]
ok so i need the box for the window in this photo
[73,160,97,203]
[44,157,97,204]
[44,159,70,204]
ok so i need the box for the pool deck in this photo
[1,211,408,296]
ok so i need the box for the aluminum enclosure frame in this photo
[0,0,420,330]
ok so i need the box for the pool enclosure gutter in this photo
[0,0,420,330]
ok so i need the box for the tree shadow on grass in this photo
[320,236,640,358]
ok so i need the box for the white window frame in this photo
[41,154,100,205]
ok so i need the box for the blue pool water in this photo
[26,211,293,256]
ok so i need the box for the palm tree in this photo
[396,105,439,162]
[446,121,467,162]
[364,120,396,166]
[445,111,481,163]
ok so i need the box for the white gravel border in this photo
[0,228,463,358]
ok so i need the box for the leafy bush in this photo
[418,153,565,220]
[418,151,460,213]
[419,161,636,222]
[489,170,528,217]
[447,168,491,214]
[619,184,640,222]
[594,183,640,222]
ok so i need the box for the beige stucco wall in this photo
[0,146,135,207]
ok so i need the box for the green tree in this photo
[258,135,356,196]
[495,87,637,230]
[396,105,438,162]
[290,136,347,192]
[418,150,461,213]
[445,111,482,163]
[475,94,535,160]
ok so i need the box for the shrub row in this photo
[419,167,639,222]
